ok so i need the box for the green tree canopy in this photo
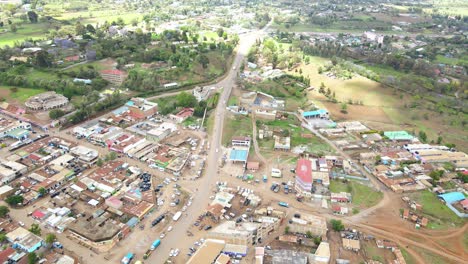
[330,219,344,231]
[0,205,9,217]
[5,195,23,206]
[29,223,41,236]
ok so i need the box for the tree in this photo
[305,231,313,238]
[340,103,348,114]
[330,219,344,231]
[49,109,65,120]
[75,22,86,36]
[27,252,37,264]
[33,50,52,67]
[217,28,224,38]
[197,54,209,69]
[437,136,443,145]
[10,87,18,93]
[96,158,103,167]
[0,206,9,218]
[418,131,427,143]
[38,187,47,197]
[86,24,96,34]
[319,82,326,94]
[45,233,56,244]
[314,236,322,245]
[0,233,6,243]
[284,226,290,234]
[375,155,381,165]
[5,195,23,206]
[27,11,38,23]
[176,92,197,108]
[29,223,41,236]
[10,24,17,33]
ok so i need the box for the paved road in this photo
[147,24,270,264]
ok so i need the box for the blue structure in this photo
[126,217,139,228]
[112,106,129,115]
[438,192,465,204]
[303,109,328,119]
[229,149,248,163]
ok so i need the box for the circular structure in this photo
[25,91,69,111]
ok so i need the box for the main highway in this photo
[148,24,270,263]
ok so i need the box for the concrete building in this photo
[125,98,158,119]
[302,109,328,119]
[24,92,68,111]
[0,121,31,140]
[70,145,99,164]
[314,242,330,263]
[0,159,27,184]
[274,136,290,151]
[288,213,327,236]
[100,69,125,85]
[6,227,43,253]
[193,86,213,102]
[187,239,226,264]
[231,136,251,148]
[295,158,312,194]
[208,220,275,246]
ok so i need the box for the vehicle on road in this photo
[18,221,25,227]
[160,233,165,239]
[167,226,173,232]
[150,239,161,250]
[173,211,182,221]
[278,201,289,208]
[121,253,134,264]
[263,175,267,182]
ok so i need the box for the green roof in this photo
[384,131,414,140]
[7,128,29,139]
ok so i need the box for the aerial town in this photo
[0,0,466,264]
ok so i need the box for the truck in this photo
[121,253,134,264]
[150,239,161,250]
[173,211,182,221]
[278,202,289,208]
[263,175,267,182]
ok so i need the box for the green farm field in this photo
[291,56,468,151]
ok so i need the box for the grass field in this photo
[413,246,458,264]
[257,116,335,155]
[0,22,49,47]
[329,180,383,209]
[409,190,465,229]
[400,248,417,264]
[291,56,468,151]
[222,115,252,146]
[0,86,46,103]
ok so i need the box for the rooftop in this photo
[229,149,248,162]
[187,239,225,264]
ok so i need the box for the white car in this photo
[169,249,175,257]
[160,233,166,239]
[167,226,173,232]
[18,221,25,227]
[174,249,180,256]
[187,201,192,207]
[215,148,219,153]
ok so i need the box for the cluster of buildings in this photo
[73,103,197,175]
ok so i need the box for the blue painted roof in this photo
[112,106,129,115]
[126,217,139,227]
[125,100,135,106]
[229,149,248,161]
[438,192,465,204]
[303,109,327,117]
